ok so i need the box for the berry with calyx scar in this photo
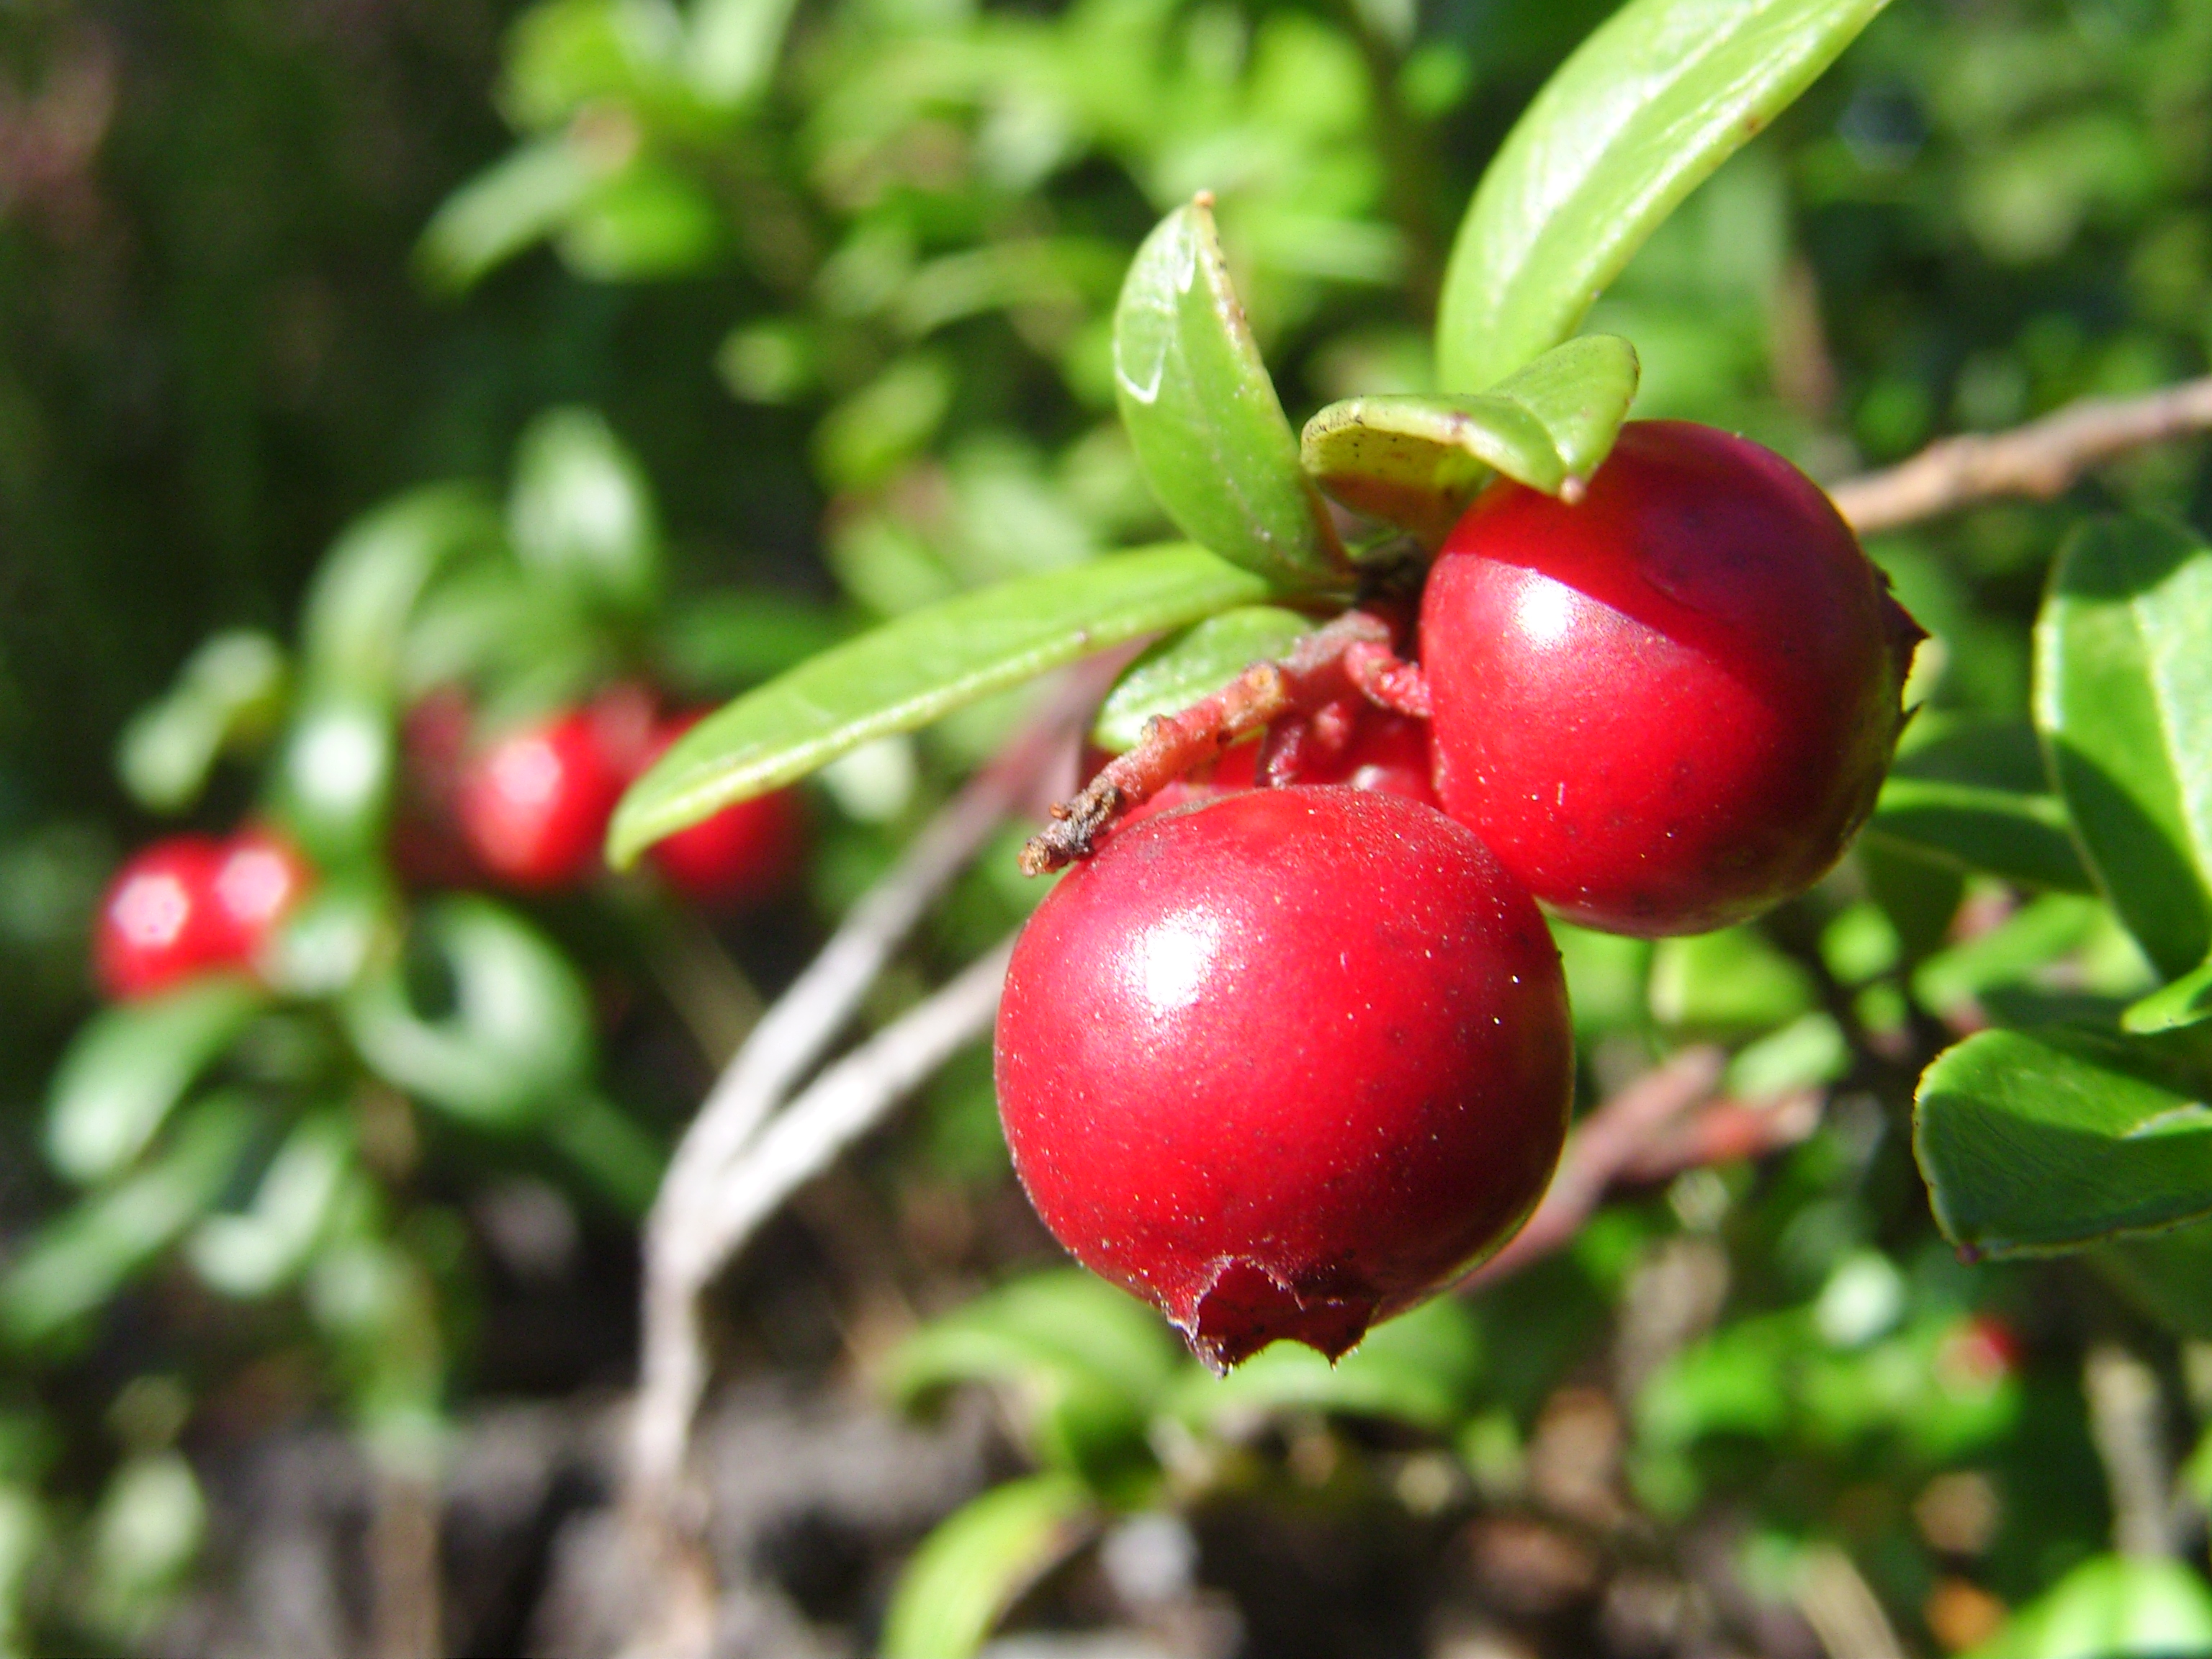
[994,786,1571,1370]
[1420,420,1923,937]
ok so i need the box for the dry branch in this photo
[1828,374,2212,532]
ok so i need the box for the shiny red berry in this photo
[643,714,803,909]
[457,706,631,891]
[207,830,313,966]
[94,837,230,999]
[994,787,1572,1370]
[1420,421,1923,937]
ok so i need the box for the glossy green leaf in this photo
[1091,606,1313,752]
[508,406,660,613]
[1434,0,1890,392]
[2,1096,256,1349]
[1171,1297,1485,1433]
[415,136,601,295]
[1915,1028,2212,1256]
[2124,953,2212,1034]
[298,485,503,695]
[608,543,1269,863]
[1301,336,1640,543]
[343,899,594,1128]
[2036,515,2212,981]
[117,631,287,814]
[186,1110,354,1299]
[1968,1555,2212,1659]
[1112,200,1348,592]
[1868,718,2091,894]
[46,976,265,1185]
[878,1474,1095,1659]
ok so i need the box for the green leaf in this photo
[545,1093,667,1216]
[655,591,848,693]
[1434,0,1890,392]
[415,137,601,295]
[273,691,395,868]
[608,543,1270,863]
[1868,717,2092,894]
[688,0,799,107]
[1091,606,1313,752]
[557,164,724,282]
[117,631,287,814]
[46,976,266,1185]
[1968,1555,2212,1659]
[1300,336,1641,543]
[1112,200,1348,592]
[2094,1216,2212,1340]
[1171,1297,1485,1434]
[299,485,503,696]
[1915,1028,2212,1257]
[508,407,661,613]
[2,1096,256,1349]
[1908,894,2108,1021]
[2036,515,2212,981]
[1649,927,1815,1035]
[2123,953,2212,1035]
[186,1110,354,1299]
[343,899,595,1128]
[879,1474,1095,1659]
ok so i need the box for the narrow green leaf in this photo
[1868,718,2091,894]
[1915,1028,2212,1257]
[1967,1555,2212,1659]
[1113,200,1348,591]
[186,1110,354,1300]
[1302,336,1640,543]
[2036,514,2212,980]
[2,1097,256,1349]
[1091,606,1313,752]
[117,631,287,814]
[415,137,601,295]
[608,543,1270,864]
[508,407,660,613]
[887,1269,1182,1413]
[688,0,800,107]
[2123,953,2212,1035]
[343,899,595,1128]
[46,976,265,1185]
[879,1474,1095,1659]
[1435,0,1890,392]
[299,485,503,696]
[1171,1298,1485,1433]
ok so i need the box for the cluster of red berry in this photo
[95,688,802,1003]
[996,423,1924,1370]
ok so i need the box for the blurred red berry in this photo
[208,829,313,965]
[94,837,230,999]
[457,707,629,891]
[642,713,803,909]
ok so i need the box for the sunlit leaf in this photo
[117,631,287,814]
[415,136,603,295]
[1868,717,2091,894]
[2036,514,2212,981]
[557,164,724,281]
[508,407,660,613]
[1301,336,1640,543]
[609,544,1270,864]
[1171,1297,1485,1432]
[879,1474,1095,1659]
[1915,1028,2212,1256]
[1968,1554,2212,1659]
[689,0,800,107]
[343,899,595,1128]
[1113,200,1349,592]
[1,1097,257,1349]
[46,976,265,1185]
[1435,0,1890,392]
[186,1110,354,1299]
[1091,606,1313,752]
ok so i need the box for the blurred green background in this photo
[7,0,2212,1655]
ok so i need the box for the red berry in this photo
[94,837,230,999]
[1420,421,1923,936]
[994,787,1572,1370]
[644,714,803,909]
[207,830,313,965]
[457,707,630,891]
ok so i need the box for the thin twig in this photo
[1828,375,2212,533]
[1793,1544,1912,1659]
[2085,1341,2180,1559]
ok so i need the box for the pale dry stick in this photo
[1828,374,2212,533]
[1793,1543,1913,1659]
[2085,1341,2182,1559]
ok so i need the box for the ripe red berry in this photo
[456,705,633,891]
[94,837,230,999]
[207,829,313,966]
[643,714,803,909]
[1420,421,1923,936]
[994,787,1572,1370]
